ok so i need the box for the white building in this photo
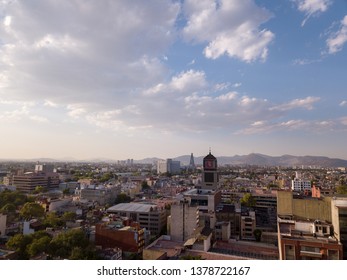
[291,172,311,192]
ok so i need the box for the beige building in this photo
[277,190,332,221]
[169,198,199,242]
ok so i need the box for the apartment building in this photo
[277,218,343,260]
[95,221,145,254]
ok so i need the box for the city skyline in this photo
[1,0,347,160]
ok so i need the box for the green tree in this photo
[48,229,91,259]
[19,202,45,220]
[141,180,150,190]
[336,185,347,195]
[6,234,33,259]
[114,193,131,204]
[27,236,51,257]
[1,203,16,214]
[33,186,47,194]
[44,212,63,228]
[240,193,256,208]
[62,211,77,223]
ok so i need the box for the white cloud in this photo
[143,69,207,96]
[182,0,274,62]
[0,0,180,104]
[235,119,339,135]
[270,96,321,111]
[293,0,332,26]
[326,15,347,54]
[29,115,49,123]
[340,100,347,107]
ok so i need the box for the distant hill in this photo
[170,153,347,168]
[2,153,346,168]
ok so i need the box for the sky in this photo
[0,0,347,160]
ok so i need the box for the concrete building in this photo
[157,159,181,175]
[331,197,347,259]
[277,218,343,260]
[77,184,120,206]
[11,171,59,193]
[106,203,168,236]
[277,190,347,259]
[169,198,199,242]
[95,221,145,254]
[291,172,311,192]
[240,211,256,240]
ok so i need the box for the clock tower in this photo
[202,150,219,190]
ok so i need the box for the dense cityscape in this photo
[1,151,346,260]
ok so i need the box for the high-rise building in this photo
[188,153,196,171]
[169,198,199,242]
[157,159,181,175]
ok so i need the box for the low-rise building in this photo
[106,203,168,236]
[277,217,343,260]
[95,221,145,254]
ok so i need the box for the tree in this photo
[240,193,256,208]
[336,185,347,195]
[19,202,45,220]
[6,234,33,259]
[141,181,150,190]
[43,212,63,228]
[47,229,93,259]
[114,193,131,204]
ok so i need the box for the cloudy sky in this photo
[1,0,347,160]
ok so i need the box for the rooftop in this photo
[107,203,158,213]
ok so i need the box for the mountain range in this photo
[1,153,347,168]
[136,153,347,168]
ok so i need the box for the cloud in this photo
[0,0,180,105]
[340,100,347,107]
[236,118,339,135]
[270,96,321,111]
[293,0,332,26]
[182,0,274,62]
[326,15,347,54]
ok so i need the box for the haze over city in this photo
[1,0,347,160]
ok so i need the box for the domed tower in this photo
[202,149,219,190]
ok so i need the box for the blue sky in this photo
[0,0,347,160]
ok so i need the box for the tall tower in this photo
[202,150,219,190]
[188,153,195,170]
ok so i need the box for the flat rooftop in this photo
[107,203,158,213]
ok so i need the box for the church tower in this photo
[202,149,219,190]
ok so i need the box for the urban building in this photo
[277,190,347,259]
[95,220,145,254]
[240,211,256,240]
[11,171,59,193]
[157,159,181,175]
[277,218,343,260]
[106,203,168,236]
[331,197,347,259]
[291,172,311,192]
[169,198,199,242]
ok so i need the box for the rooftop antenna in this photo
[209,147,211,154]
